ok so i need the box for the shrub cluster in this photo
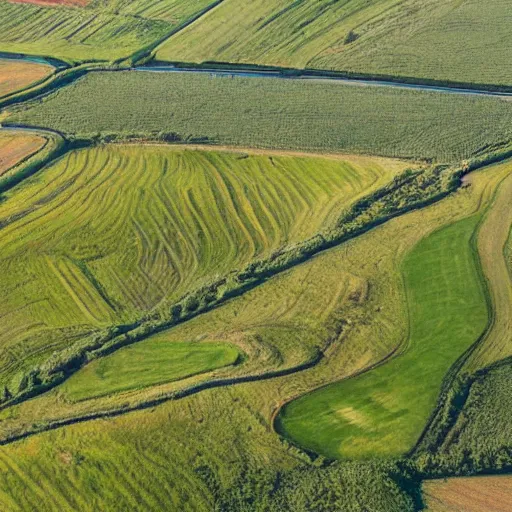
[414,357,512,477]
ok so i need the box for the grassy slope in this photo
[0,0,214,63]
[0,144,397,391]
[10,71,512,162]
[0,217,395,432]
[0,399,415,511]
[0,131,46,175]
[464,170,512,370]
[277,214,488,459]
[0,157,506,511]
[276,161,512,461]
[62,339,240,401]
[0,59,53,98]
[88,0,214,22]
[423,476,512,512]
[158,0,512,87]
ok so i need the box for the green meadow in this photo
[277,214,489,459]
[0,157,508,511]
[61,339,240,401]
[0,1,511,508]
[0,0,215,63]
[0,143,396,391]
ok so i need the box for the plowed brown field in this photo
[423,476,512,511]
[0,132,46,176]
[0,59,53,98]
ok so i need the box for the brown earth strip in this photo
[423,475,512,512]
[0,59,54,98]
[0,132,47,176]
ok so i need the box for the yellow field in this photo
[0,59,53,98]
[0,131,47,176]
[464,169,512,370]
[423,476,512,512]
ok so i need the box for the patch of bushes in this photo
[344,30,359,45]
[414,357,512,477]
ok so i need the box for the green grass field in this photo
[157,0,512,87]
[61,338,240,401]
[0,143,397,393]
[10,71,512,162]
[0,0,214,63]
[277,213,489,459]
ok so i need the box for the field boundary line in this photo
[125,0,227,67]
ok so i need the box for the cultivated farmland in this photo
[276,161,512,460]
[0,143,400,396]
[0,0,215,63]
[0,131,46,175]
[157,0,512,87]
[0,58,53,98]
[10,71,512,162]
[0,2,511,508]
[464,170,512,370]
[0,155,507,511]
[423,476,512,511]
[277,216,488,459]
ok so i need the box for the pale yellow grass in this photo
[423,476,512,512]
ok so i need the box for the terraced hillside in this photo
[0,143,401,398]
[0,154,507,511]
[0,0,215,63]
[0,58,53,98]
[158,0,512,87]
[10,71,512,161]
